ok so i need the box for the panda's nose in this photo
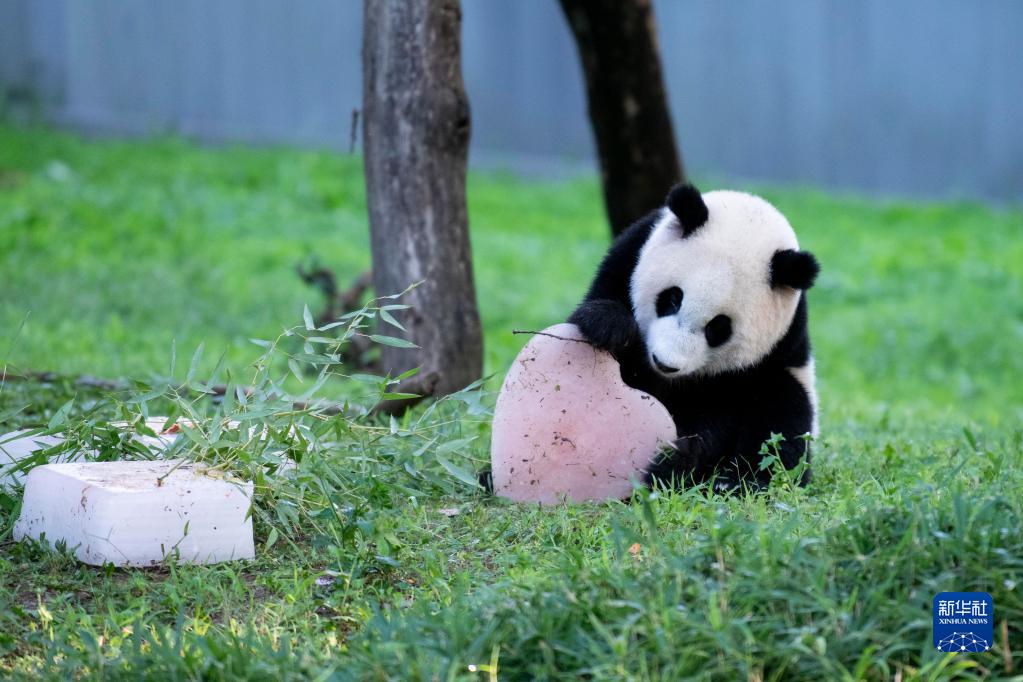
[651,354,679,374]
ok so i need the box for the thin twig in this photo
[511,329,593,345]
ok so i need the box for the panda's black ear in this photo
[665,183,708,237]
[771,249,820,290]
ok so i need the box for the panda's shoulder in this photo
[615,209,664,247]
[604,209,665,275]
[586,209,663,302]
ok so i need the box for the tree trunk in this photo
[362,0,482,405]
[559,0,684,236]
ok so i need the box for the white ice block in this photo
[14,460,254,566]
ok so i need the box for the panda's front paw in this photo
[672,433,711,478]
[644,435,709,488]
[568,300,640,354]
[601,320,641,354]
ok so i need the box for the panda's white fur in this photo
[789,358,819,437]
[629,191,804,378]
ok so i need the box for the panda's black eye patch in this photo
[705,314,732,347]
[655,287,683,317]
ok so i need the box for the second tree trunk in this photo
[559,0,685,236]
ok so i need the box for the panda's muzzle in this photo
[651,354,680,374]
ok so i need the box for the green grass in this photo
[1,125,1022,680]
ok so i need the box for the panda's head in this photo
[630,184,819,379]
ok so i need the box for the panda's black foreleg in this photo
[737,383,815,489]
[568,298,641,356]
[746,432,813,489]
[477,468,494,493]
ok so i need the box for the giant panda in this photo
[568,183,820,491]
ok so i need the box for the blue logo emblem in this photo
[933,592,993,653]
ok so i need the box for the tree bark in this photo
[559,0,684,236]
[362,0,483,405]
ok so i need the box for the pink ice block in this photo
[491,323,676,504]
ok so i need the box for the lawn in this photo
[1,125,1022,679]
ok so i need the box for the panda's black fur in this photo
[568,184,819,492]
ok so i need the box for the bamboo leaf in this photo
[395,367,421,382]
[436,455,481,489]
[378,308,407,331]
[435,436,476,455]
[187,342,205,384]
[369,334,418,349]
[288,358,304,383]
[47,399,75,430]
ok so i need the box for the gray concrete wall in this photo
[1,0,1020,201]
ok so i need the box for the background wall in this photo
[1,0,1020,201]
